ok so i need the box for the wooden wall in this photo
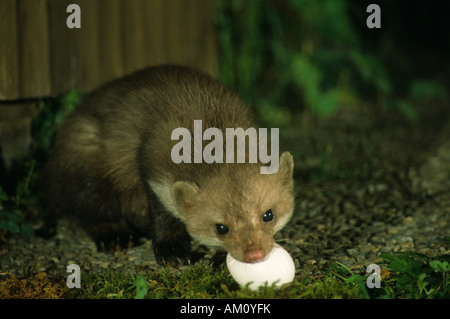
[0,0,217,169]
[0,0,217,100]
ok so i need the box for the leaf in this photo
[0,187,9,203]
[315,89,339,117]
[0,210,23,223]
[429,260,450,273]
[390,99,418,122]
[349,50,392,95]
[20,222,35,236]
[5,220,20,233]
[409,79,447,101]
[417,273,431,296]
[0,210,33,236]
[134,275,148,299]
[291,55,321,103]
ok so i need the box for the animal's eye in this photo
[216,224,229,235]
[263,209,274,223]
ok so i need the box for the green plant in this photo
[325,253,450,299]
[33,89,83,157]
[0,186,34,237]
[215,0,381,119]
[408,79,447,101]
[0,89,82,240]
[379,252,449,299]
[327,262,374,299]
[134,275,149,299]
[215,0,447,124]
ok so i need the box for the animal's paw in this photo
[152,238,192,266]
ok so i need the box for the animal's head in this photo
[172,151,295,263]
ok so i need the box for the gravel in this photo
[1,103,449,280]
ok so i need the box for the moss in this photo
[68,264,236,299]
[220,276,360,299]
[0,272,67,299]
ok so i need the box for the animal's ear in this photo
[171,181,199,213]
[276,152,294,187]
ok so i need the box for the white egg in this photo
[226,244,295,291]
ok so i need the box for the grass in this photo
[3,252,447,299]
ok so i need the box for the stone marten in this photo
[41,65,295,265]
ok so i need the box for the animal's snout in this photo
[244,249,265,262]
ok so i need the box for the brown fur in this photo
[41,65,295,265]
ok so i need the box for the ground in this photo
[0,100,449,298]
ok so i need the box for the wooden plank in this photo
[0,101,39,121]
[183,0,198,66]
[0,0,217,100]
[98,0,123,83]
[144,0,166,65]
[121,0,147,74]
[0,0,20,100]
[0,101,38,169]
[194,0,217,75]
[75,0,100,91]
[47,0,78,96]
[181,0,217,75]
[160,0,216,74]
[17,0,51,98]
[164,0,185,65]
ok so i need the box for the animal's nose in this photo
[245,249,265,262]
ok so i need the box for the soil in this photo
[0,101,449,281]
